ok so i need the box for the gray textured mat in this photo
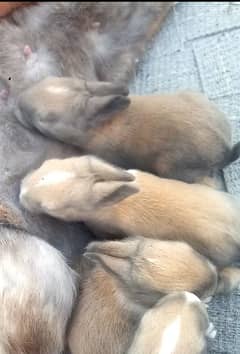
[131,2,240,353]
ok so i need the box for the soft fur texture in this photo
[127,292,216,354]
[15,77,240,183]
[0,2,173,352]
[0,1,173,253]
[0,2,173,93]
[19,155,240,271]
[0,227,76,354]
[68,237,217,354]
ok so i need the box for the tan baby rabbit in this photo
[20,155,240,275]
[68,236,217,354]
[15,76,240,183]
[127,291,216,354]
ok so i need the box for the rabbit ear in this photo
[84,238,141,280]
[85,155,136,182]
[85,81,129,96]
[86,238,140,258]
[86,94,130,127]
[84,252,131,277]
[77,155,139,207]
[82,80,130,125]
[93,180,139,208]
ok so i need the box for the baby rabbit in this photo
[20,155,240,271]
[127,291,216,354]
[15,76,240,183]
[68,236,217,354]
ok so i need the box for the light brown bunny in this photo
[15,77,240,183]
[127,291,216,354]
[68,236,217,354]
[20,155,240,273]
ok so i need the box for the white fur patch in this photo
[127,169,138,177]
[159,317,181,354]
[36,171,75,187]
[46,86,70,95]
[206,322,217,339]
[19,185,28,199]
[184,292,201,304]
